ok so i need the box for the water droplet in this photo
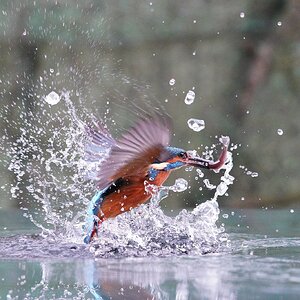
[240,12,245,18]
[169,78,175,86]
[196,169,204,178]
[277,21,282,26]
[277,128,283,135]
[44,91,60,105]
[216,182,228,196]
[203,179,216,190]
[184,90,195,105]
[290,209,294,213]
[172,178,188,192]
[241,197,245,201]
[219,136,230,147]
[185,166,193,172]
[50,68,54,73]
[222,214,229,219]
[22,29,27,36]
[187,118,205,132]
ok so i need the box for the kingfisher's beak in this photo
[186,136,230,170]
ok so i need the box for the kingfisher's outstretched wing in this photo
[95,114,172,190]
[82,120,116,180]
[84,121,116,161]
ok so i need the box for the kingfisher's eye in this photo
[179,152,187,159]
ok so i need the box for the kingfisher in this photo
[83,114,229,243]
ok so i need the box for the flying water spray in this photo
[3,91,236,257]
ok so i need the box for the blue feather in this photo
[166,146,185,157]
[148,167,159,181]
[84,188,108,244]
[164,161,185,171]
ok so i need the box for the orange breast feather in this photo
[99,171,171,220]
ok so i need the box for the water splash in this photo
[5,91,94,240]
[90,197,228,258]
[89,147,235,257]
[4,92,235,257]
[203,179,216,190]
[239,165,259,178]
[170,178,188,192]
[213,151,234,200]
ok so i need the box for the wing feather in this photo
[96,114,172,189]
[82,121,116,180]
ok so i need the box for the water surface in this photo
[1,208,299,299]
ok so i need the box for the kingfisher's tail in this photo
[84,189,105,244]
[84,221,99,244]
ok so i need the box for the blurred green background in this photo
[0,0,300,210]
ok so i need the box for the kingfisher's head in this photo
[152,139,229,172]
[151,146,210,172]
[164,146,212,169]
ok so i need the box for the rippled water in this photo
[1,234,300,299]
[2,250,300,300]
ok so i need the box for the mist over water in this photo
[1,91,235,258]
